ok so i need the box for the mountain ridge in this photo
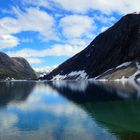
[0,52,37,80]
[41,13,140,80]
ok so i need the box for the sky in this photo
[0,0,139,72]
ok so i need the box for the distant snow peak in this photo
[40,73,47,78]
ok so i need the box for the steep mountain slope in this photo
[41,13,140,80]
[0,52,37,80]
[94,61,140,81]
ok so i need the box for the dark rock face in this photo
[0,52,37,80]
[42,13,140,80]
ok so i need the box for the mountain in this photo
[94,61,139,81]
[41,13,140,81]
[0,52,37,80]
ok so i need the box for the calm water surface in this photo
[0,80,140,140]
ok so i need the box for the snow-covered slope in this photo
[52,70,88,80]
[47,61,140,81]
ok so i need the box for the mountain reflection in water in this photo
[0,81,35,106]
[49,80,140,140]
[0,80,140,140]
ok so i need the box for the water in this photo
[0,80,140,140]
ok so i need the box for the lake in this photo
[0,80,140,140]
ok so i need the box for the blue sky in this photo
[0,0,139,72]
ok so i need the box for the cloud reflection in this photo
[0,82,118,140]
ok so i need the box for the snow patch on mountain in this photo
[39,73,47,78]
[93,61,140,82]
[128,62,140,81]
[52,70,88,80]
[116,62,131,69]
[40,61,140,81]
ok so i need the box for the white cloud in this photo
[3,0,138,67]
[7,44,85,58]
[25,0,139,15]
[0,17,20,34]
[60,15,96,39]
[93,14,116,24]
[68,39,90,46]
[34,65,58,72]
[100,26,110,32]
[26,58,43,64]
[0,7,58,48]
[52,0,140,14]
[53,0,92,13]
[0,34,19,49]
[22,0,49,7]
[93,0,140,14]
